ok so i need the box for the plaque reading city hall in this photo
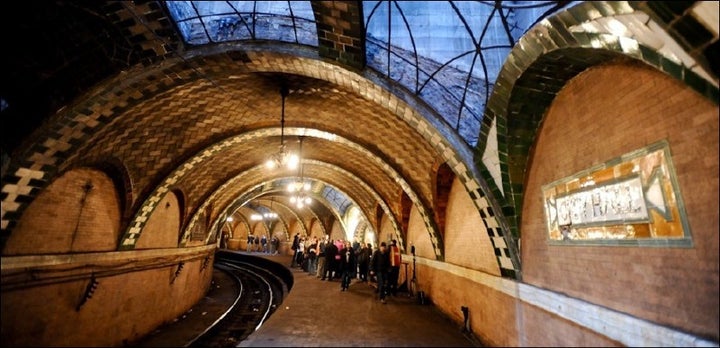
[542,140,692,246]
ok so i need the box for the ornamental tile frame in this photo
[542,140,693,247]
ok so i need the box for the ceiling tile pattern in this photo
[2,2,512,272]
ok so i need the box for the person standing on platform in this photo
[316,236,328,278]
[388,239,402,296]
[357,242,372,282]
[290,233,300,267]
[261,234,268,253]
[273,237,280,255]
[333,239,344,280]
[296,238,306,270]
[269,236,277,254]
[322,239,338,281]
[246,233,255,253]
[370,242,391,303]
[307,237,318,275]
[221,231,229,249]
[339,241,356,291]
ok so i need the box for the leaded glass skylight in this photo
[166,1,318,46]
[322,185,353,217]
[364,1,577,146]
[163,1,578,147]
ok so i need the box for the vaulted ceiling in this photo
[1,1,717,280]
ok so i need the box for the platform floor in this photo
[136,251,480,347]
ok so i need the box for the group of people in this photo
[245,233,280,254]
[289,233,403,304]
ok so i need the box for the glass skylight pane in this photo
[227,1,256,13]
[254,1,290,17]
[205,15,233,42]
[183,18,210,45]
[194,1,236,16]
[166,1,317,46]
[167,1,197,21]
[365,1,577,146]
[288,1,315,20]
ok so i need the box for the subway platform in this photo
[136,250,480,347]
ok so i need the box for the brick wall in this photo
[401,61,718,346]
[521,62,719,340]
[313,1,365,70]
[443,178,501,275]
[134,192,181,249]
[1,252,213,346]
[4,168,121,255]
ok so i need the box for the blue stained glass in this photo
[166,1,317,46]
[364,1,577,146]
[164,1,578,146]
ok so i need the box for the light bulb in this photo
[287,153,299,170]
[266,159,277,169]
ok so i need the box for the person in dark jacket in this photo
[357,243,372,282]
[290,233,300,267]
[338,241,356,291]
[388,239,402,296]
[370,242,391,303]
[322,239,338,281]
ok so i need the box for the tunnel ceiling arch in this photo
[3,1,715,281]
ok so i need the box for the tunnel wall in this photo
[521,62,718,341]
[408,61,718,346]
[1,247,215,347]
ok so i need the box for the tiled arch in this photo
[477,1,720,251]
[170,136,406,254]
[247,200,294,242]
[228,210,253,241]
[73,156,135,226]
[1,43,514,276]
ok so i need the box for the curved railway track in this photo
[186,257,288,348]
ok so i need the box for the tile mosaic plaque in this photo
[542,140,692,247]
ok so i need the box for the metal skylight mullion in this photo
[456,53,482,129]
[449,2,488,130]
[391,1,421,93]
[507,1,570,31]
[225,1,256,40]
[386,1,392,77]
[285,1,299,44]
[416,50,476,94]
[363,1,388,74]
[475,6,510,121]
[416,2,479,96]
[190,1,214,43]
[252,1,258,40]
[493,4,519,50]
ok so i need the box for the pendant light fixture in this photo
[266,84,299,170]
[288,136,312,208]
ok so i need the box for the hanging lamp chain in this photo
[280,85,288,147]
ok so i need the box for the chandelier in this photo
[263,198,278,219]
[266,85,299,170]
[249,199,278,220]
[288,136,312,209]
